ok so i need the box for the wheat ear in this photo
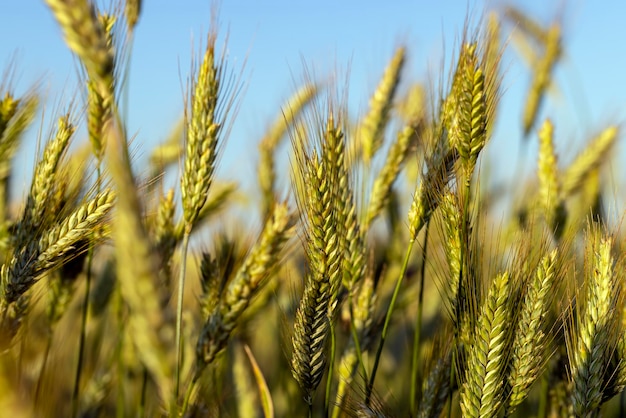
[291,118,343,401]
[522,23,561,136]
[505,249,558,413]
[360,46,405,165]
[460,272,511,418]
[569,231,618,417]
[258,83,317,217]
[561,126,618,198]
[44,0,114,96]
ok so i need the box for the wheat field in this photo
[0,1,625,417]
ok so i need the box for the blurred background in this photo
[1,0,625,221]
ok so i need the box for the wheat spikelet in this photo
[561,126,618,198]
[506,249,558,413]
[460,272,510,418]
[569,231,617,417]
[361,46,405,165]
[196,202,293,368]
[44,0,114,96]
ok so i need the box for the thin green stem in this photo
[175,230,191,401]
[366,238,415,405]
[410,219,430,415]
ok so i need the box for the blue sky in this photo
[1,0,625,216]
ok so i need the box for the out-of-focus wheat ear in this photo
[568,231,618,417]
[87,79,108,162]
[537,119,566,237]
[417,334,453,418]
[87,12,116,162]
[522,23,561,137]
[20,115,74,239]
[0,92,38,200]
[153,188,177,299]
[104,121,173,405]
[124,0,142,32]
[258,83,317,217]
[196,202,293,369]
[504,6,550,44]
[505,249,558,414]
[360,46,405,165]
[44,0,114,97]
[460,272,511,418]
[560,126,618,198]
[365,121,417,228]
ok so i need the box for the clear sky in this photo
[1,0,625,216]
